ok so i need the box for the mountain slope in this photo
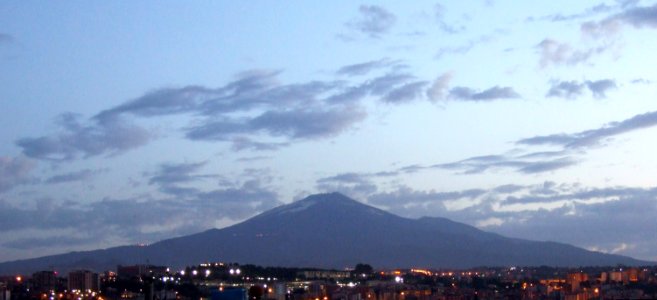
[0,193,651,274]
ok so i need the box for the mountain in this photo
[0,192,651,274]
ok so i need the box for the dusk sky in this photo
[1,1,657,263]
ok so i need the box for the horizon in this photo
[2,1,657,264]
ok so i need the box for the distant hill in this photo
[0,192,651,274]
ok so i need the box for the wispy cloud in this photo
[45,169,104,184]
[517,110,657,148]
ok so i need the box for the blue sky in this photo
[1,0,657,262]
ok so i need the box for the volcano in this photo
[0,192,650,274]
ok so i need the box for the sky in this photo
[1,0,657,263]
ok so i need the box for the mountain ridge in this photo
[0,192,652,274]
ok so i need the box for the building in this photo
[32,271,57,292]
[117,265,168,278]
[299,270,351,280]
[68,270,99,292]
[0,283,9,300]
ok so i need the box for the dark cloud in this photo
[448,86,520,101]
[147,161,219,197]
[45,169,103,184]
[546,80,586,99]
[0,156,35,193]
[619,3,657,28]
[186,106,366,141]
[581,3,657,38]
[250,107,366,139]
[16,113,151,161]
[97,69,397,153]
[546,79,617,99]
[517,110,657,148]
[347,5,396,38]
[586,79,617,98]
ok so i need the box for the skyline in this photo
[1,1,657,262]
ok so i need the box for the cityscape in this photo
[2,263,657,300]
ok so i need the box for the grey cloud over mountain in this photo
[0,175,282,253]
[0,156,35,193]
[546,79,617,99]
[342,182,657,260]
[518,110,657,148]
[347,5,396,38]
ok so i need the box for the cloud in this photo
[147,161,219,197]
[536,38,611,67]
[0,179,282,253]
[531,3,615,22]
[347,5,396,38]
[546,81,586,99]
[432,153,577,174]
[382,81,428,103]
[186,106,366,141]
[546,79,617,99]
[517,110,657,148]
[433,3,463,33]
[336,58,400,76]
[586,79,617,98]
[0,156,35,193]
[316,172,378,199]
[45,169,104,184]
[359,183,657,260]
[448,86,520,101]
[426,72,453,101]
[582,3,657,38]
[97,69,413,152]
[230,137,289,152]
[367,186,486,212]
[16,113,152,161]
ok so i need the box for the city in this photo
[2,263,657,300]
